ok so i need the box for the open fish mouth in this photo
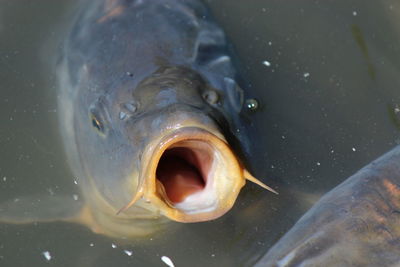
[121,127,247,223]
[147,127,246,222]
[156,140,212,206]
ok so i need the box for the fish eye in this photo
[89,96,109,136]
[90,113,104,133]
[202,89,219,105]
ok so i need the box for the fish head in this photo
[74,65,271,225]
[119,66,248,222]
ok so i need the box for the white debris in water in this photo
[2,176,6,182]
[111,243,117,249]
[42,251,52,261]
[316,162,321,166]
[89,243,94,247]
[282,135,286,139]
[72,194,79,201]
[331,150,334,154]
[352,147,356,152]
[47,188,55,196]
[268,41,272,46]
[262,60,271,67]
[161,256,175,267]
[211,254,215,257]
[394,106,400,113]
[124,250,133,256]
[352,11,357,16]
[303,72,310,78]
[73,180,78,185]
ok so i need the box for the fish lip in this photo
[140,126,246,223]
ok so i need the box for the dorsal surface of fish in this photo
[256,145,400,266]
[0,0,275,238]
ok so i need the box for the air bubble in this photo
[245,98,259,111]
[42,251,52,261]
[161,256,174,267]
[124,250,133,256]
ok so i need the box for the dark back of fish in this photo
[256,146,400,266]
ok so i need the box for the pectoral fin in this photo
[0,195,84,224]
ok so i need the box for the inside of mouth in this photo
[156,141,213,204]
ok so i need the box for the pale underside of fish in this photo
[0,0,276,238]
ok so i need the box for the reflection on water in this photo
[0,0,399,266]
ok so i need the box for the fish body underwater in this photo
[0,0,275,238]
[256,146,400,267]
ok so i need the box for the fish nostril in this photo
[119,101,139,120]
[124,102,138,113]
[119,111,127,120]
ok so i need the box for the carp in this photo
[0,0,275,238]
[256,146,400,267]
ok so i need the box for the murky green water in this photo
[1,0,400,266]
